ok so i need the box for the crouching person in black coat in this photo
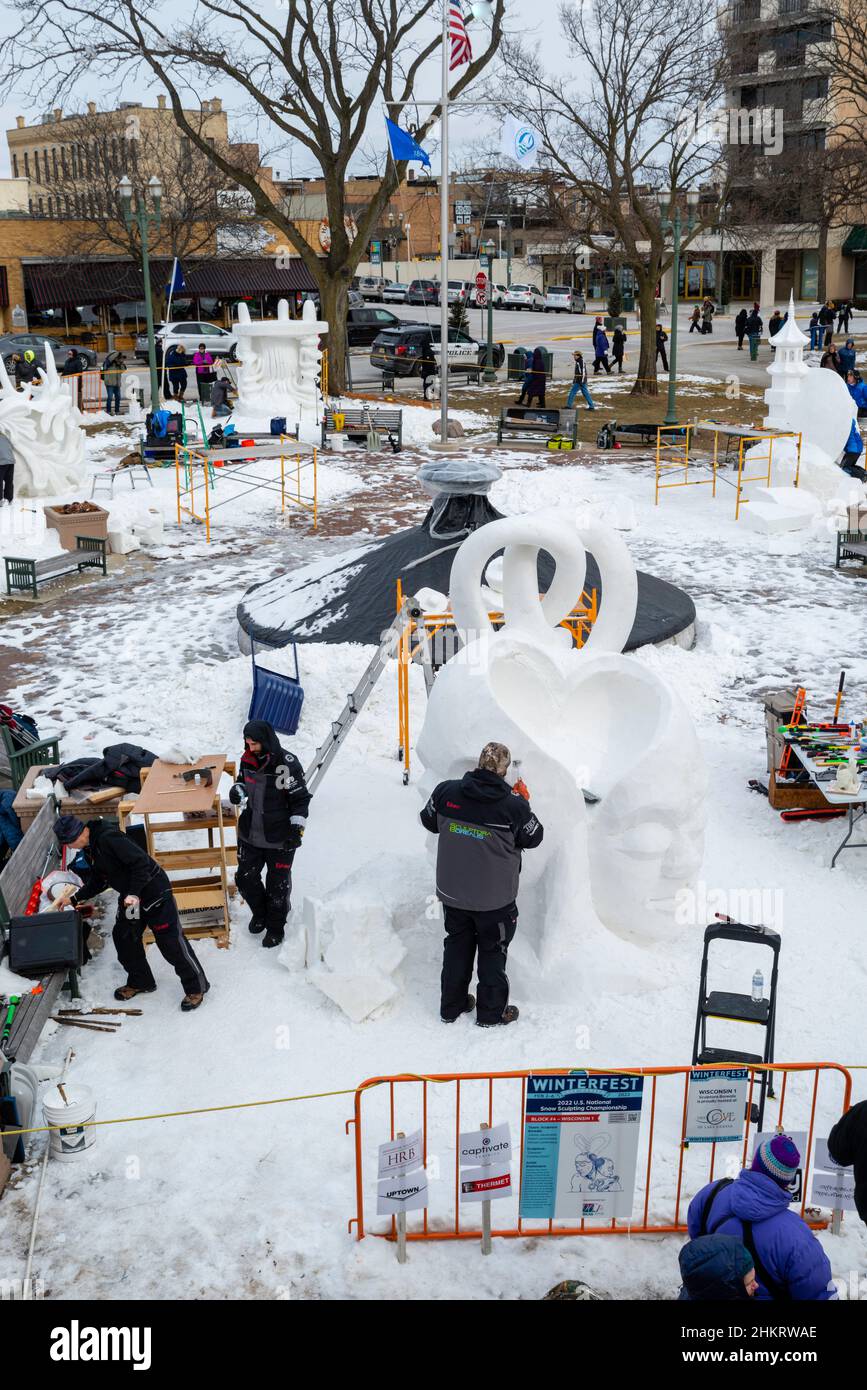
[827,1101,867,1227]
[420,741,543,1026]
[230,720,311,948]
[54,815,209,1011]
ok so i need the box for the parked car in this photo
[136,319,238,362]
[544,285,586,313]
[356,276,388,301]
[346,305,408,347]
[504,284,545,311]
[405,279,440,306]
[0,332,98,373]
[382,282,408,304]
[446,279,473,305]
[370,323,505,377]
[468,282,508,308]
[348,289,365,309]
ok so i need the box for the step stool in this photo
[691,918,781,1131]
[91,463,154,497]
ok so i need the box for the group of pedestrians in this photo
[99,340,222,414]
[688,297,715,335]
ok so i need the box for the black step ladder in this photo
[691,916,781,1131]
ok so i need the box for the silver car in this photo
[544,285,586,313]
[0,332,98,372]
[136,319,238,362]
[446,279,473,305]
[504,284,544,311]
[382,282,408,303]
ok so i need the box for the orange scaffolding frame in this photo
[655,422,802,518]
[174,438,317,542]
[346,1061,852,1245]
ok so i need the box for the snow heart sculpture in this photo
[0,352,87,496]
[416,509,706,983]
[233,297,327,426]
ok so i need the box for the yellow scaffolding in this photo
[654,422,802,519]
[395,579,599,783]
[175,438,318,542]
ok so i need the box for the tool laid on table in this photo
[172,764,217,788]
[833,670,846,722]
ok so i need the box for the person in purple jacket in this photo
[687,1134,838,1301]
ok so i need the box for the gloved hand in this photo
[286,824,305,850]
[512,778,530,801]
[228,782,246,806]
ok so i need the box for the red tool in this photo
[780,806,848,823]
[778,686,806,777]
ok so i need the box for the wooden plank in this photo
[134,756,227,814]
[143,812,237,834]
[170,886,226,909]
[6,971,66,1063]
[156,846,238,871]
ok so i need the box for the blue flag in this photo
[167,257,186,294]
[385,118,431,170]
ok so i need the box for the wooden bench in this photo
[497,406,577,447]
[836,530,867,567]
[4,537,107,598]
[321,407,403,450]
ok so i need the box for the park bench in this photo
[0,729,61,792]
[4,537,107,599]
[836,529,867,568]
[596,420,688,449]
[497,406,577,447]
[321,407,403,450]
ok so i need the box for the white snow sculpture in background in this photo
[233,297,327,426]
[763,292,809,430]
[122,370,144,424]
[416,509,707,984]
[0,352,86,496]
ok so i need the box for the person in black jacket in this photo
[735,307,748,350]
[655,324,669,372]
[828,1100,867,1224]
[420,741,543,1026]
[818,301,835,348]
[230,720,311,948]
[54,814,209,1010]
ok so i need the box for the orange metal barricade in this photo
[346,1063,852,1244]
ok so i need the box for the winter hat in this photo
[53,814,86,845]
[478,741,511,776]
[751,1133,800,1188]
[679,1235,754,1301]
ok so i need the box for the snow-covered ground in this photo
[2,408,867,1301]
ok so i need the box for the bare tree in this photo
[1,0,507,391]
[496,0,727,395]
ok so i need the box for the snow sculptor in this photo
[0,352,87,496]
[233,297,326,426]
[416,509,707,978]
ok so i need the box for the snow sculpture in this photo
[763,293,808,430]
[122,370,144,424]
[416,508,706,980]
[233,297,327,426]
[0,352,86,496]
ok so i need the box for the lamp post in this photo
[657,187,699,427]
[483,237,497,382]
[118,172,162,411]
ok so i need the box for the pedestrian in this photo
[594,327,611,375]
[0,788,23,864]
[808,311,821,351]
[420,741,543,1026]
[768,309,783,348]
[514,351,534,405]
[101,349,126,415]
[655,323,669,372]
[838,419,867,481]
[846,370,867,417]
[524,346,547,406]
[60,347,85,408]
[745,306,763,361]
[837,337,856,377]
[166,343,188,401]
[611,326,627,373]
[689,306,702,334]
[827,1100,867,1227]
[591,315,603,355]
[193,342,216,402]
[820,345,841,373]
[14,349,39,390]
[567,351,595,410]
[686,1134,838,1301]
[678,1235,758,1301]
[701,298,715,334]
[229,719,311,949]
[53,814,210,1011]
[818,300,835,348]
[210,374,232,417]
[0,427,15,506]
[735,307,748,350]
[837,300,851,334]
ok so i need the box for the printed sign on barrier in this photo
[458,1122,512,1167]
[460,1163,512,1203]
[377,1170,429,1215]
[685,1069,749,1144]
[377,1129,423,1179]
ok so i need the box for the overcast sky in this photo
[0,2,563,181]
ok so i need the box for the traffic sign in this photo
[475,271,488,290]
[476,290,487,308]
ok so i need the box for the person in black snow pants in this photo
[230,719,311,948]
[420,741,543,1027]
[54,814,209,1011]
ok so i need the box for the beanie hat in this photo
[53,814,86,845]
[751,1133,800,1188]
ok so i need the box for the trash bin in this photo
[507,346,530,381]
[621,293,635,312]
[198,380,213,404]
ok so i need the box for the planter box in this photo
[44,503,109,553]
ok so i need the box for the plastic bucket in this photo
[42,1084,97,1161]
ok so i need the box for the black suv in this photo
[370,324,506,378]
[346,305,406,347]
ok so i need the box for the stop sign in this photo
[475,271,488,290]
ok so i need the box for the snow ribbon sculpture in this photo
[0,352,87,496]
[416,508,706,982]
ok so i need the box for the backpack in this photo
[697,1178,791,1302]
[0,704,40,749]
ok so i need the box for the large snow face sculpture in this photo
[416,509,706,974]
[0,353,86,496]
[233,297,327,425]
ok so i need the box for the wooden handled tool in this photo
[45,883,78,913]
[833,670,846,721]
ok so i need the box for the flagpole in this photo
[439,0,450,442]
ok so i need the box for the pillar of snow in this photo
[763,291,808,431]
[233,297,327,427]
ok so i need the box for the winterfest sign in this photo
[685,1069,750,1144]
[519,1073,643,1221]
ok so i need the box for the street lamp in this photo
[483,237,497,382]
[119,172,163,411]
[657,187,699,426]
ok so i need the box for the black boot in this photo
[248,915,266,935]
[441,994,475,1023]
[262,931,284,949]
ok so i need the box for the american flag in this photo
[448,3,473,71]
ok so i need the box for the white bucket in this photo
[329,432,346,453]
[42,1084,97,1161]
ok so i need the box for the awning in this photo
[842,226,867,255]
[23,255,318,309]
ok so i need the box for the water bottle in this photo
[752,969,764,1004]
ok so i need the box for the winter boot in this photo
[441,994,475,1023]
[262,931,284,949]
[477,1004,519,1028]
[114,985,156,1002]
[181,993,205,1011]
[248,915,266,935]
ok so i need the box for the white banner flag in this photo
[500,116,543,168]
